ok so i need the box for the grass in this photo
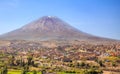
[26,72,41,74]
[8,70,21,74]
[7,70,77,74]
[8,70,42,74]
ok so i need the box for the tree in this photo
[33,70,37,74]
[80,62,86,67]
[98,60,104,67]
[9,55,15,66]
[1,66,8,74]
[76,62,86,68]
[27,56,33,66]
[21,65,29,74]
[21,69,27,74]
[16,59,20,66]
[112,62,117,67]
[24,65,29,72]
[41,70,46,74]
[83,69,103,74]
[95,57,99,63]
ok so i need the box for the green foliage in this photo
[33,70,37,74]
[41,70,46,74]
[21,65,29,74]
[9,55,15,66]
[98,60,104,67]
[24,65,29,72]
[20,60,26,67]
[8,70,21,74]
[27,56,33,66]
[21,69,27,74]
[112,62,117,67]
[83,69,103,74]
[65,70,76,73]
[75,62,90,69]
[16,59,21,66]
[80,62,86,67]
[1,66,8,74]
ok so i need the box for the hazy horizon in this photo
[0,0,120,40]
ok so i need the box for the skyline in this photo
[0,0,120,40]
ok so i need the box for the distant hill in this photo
[0,16,117,42]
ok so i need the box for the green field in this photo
[8,70,41,74]
[7,70,76,74]
[8,70,21,74]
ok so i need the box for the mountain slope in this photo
[0,16,115,41]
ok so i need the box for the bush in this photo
[21,69,27,74]
[33,70,37,74]
[83,69,103,74]
[1,66,8,74]
[65,70,76,73]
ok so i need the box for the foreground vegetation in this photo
[0,41,120,74]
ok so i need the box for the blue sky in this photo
[0,0,120,40]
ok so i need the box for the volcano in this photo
[0,16,114,41]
